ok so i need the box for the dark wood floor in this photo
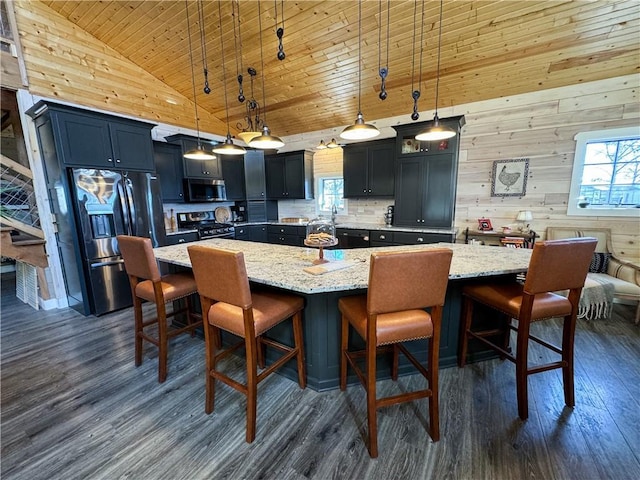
[2,272,639,480]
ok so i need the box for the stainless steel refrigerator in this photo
[71,168,166,315]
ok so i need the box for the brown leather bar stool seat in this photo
[117,235,202,383]
[339,248,453,458]
[458,237,597,420]
[187,245,306,443]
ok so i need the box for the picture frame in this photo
[477,217,493,231]
[491,158,529,197]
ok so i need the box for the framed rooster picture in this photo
[491,158,529,197]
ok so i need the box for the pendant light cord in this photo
[434,0,444,116]
[410,0,418,96]
[232,0,244,102]
[258,0,268,124]
[185,0,202,143]
[197,0,210,94]
[417,0,425,90]
[357,0,362,113]
[217,0,231,134]
[377,0,390,100]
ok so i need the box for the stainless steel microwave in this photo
[184,178,227,202]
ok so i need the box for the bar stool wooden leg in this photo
[339,314,349,391]
[458,295,474,368]
[391,344,399,381]
[157,299,169,383]
[134,296,144,367]
[562,312,577,407]
[428,306,442,441]
[515,317,531,420]
[366,339,378,458]
[293,312,306,388]
[245,334,258,443]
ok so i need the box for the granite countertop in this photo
[154,240,531,295]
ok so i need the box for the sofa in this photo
[546,227,640,324]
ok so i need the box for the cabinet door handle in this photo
[107,158,113,163]
[116,159,121,163]
[363,189,367,193]
[368,189,372,193]
[417,237,424,242]
[380,235,386,240]
[178,239,186,243]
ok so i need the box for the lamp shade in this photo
[516,210,533,222]
[340,112,380,140]
[237,131,262,144]
[184,144,217,160]
[248,125,285,149]
[212,134,246,155]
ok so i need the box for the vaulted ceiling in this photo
[41,0,639,138]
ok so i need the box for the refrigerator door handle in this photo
[125,177,137,234]
[90,259,125,268]
[116,180,131,235]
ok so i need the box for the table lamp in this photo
[516,210,533,232]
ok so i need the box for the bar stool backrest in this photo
[367,248,453,315]
[188,246,252,309]
[118,235,161,282]
[523,237,597,295]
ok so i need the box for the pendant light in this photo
[340,0,380,141]
[415,0,456,142]
[249,0,285,150]
[212,0,245,156]
[316,140,327,150]
[327,138,340,149]
[183,0,216,161]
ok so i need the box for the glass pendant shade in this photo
[237,130,262,144]
[415,115,456,141]
[212,134,246,155]
[248,125,285,149]
[184,144,217,160]
[340,112,380,140]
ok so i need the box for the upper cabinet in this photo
[27,102,156,171]
[343,138,395,197]
[153,141,185,202]
[244,150,267,200]
[392,116,465,228]
[220,155,246,201]
[165,134,221,179]
[265,151,314,199]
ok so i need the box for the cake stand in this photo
[304,238,338,264]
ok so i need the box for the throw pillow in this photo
[589,252,611,273]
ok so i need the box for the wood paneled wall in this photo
[12,0,227,136]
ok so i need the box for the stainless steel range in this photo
[176,210,235,240]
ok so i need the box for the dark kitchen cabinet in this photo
[36,104,155,171]
[246,200,278,222]
[265,150,314,199]
[165,232,198,245]
[235,225,268,242]
[244,150,267,200]
[343,138,395,197]
[392,117,465,228]
[153,141,185,202]
[221,155,246,200]
[165,134,221,179]
[267,224,305,246]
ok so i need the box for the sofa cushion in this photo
[588,273,640,298]
[589,252,611,273]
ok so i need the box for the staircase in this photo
[1,154,48,277]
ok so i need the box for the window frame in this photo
[567,126,640,218]
[315,175,347,216]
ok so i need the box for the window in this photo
[567,126,640,217]
[316,176,346,215]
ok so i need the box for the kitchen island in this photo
[154,240,532,390]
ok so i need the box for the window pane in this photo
[317,177,345,212]
[584,142,614,165]
[581,164,612,185]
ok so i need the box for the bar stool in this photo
[187,245,306,443]
[458,237,597,420]
[339,248,453,458]
[117,235,202,383]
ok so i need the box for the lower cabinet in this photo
[165,232,199,245]
[369,230,455,246]
[267,225,305,246]
[235,225,268,242]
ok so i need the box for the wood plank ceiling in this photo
[40,0,639,138]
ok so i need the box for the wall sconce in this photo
[516,210,533,232]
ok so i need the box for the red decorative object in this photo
[477,218,493,231]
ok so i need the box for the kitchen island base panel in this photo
[247,277,512,391]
